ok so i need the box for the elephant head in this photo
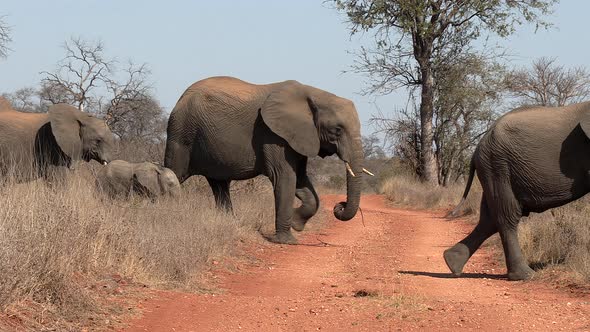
[261,81,364,221]
[133,163,181,198]
[48,104,114,165]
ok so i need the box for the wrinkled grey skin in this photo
[165,76,364,244]
[444,102,590,281]
[96,160,181,199]
[0,97,114,182]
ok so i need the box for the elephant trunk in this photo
[333,137,363,221]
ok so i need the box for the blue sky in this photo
[0,1,588,134]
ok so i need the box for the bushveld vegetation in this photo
[0,164,287,330]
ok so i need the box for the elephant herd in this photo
[1,76,590,281]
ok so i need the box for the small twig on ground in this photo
[359,206,365,227]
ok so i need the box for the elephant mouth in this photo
[83,151,109,165]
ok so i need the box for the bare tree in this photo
[99,62,166,141]
[333,0,557,185]
[362,134,386,160]
[506,57,590,107]
[371,106,422,176]
[0,16,11,58]
[40,37,113,112]
[39,80,74,105]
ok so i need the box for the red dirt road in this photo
[123,195,590,331]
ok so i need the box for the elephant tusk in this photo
[362,168,375,176]
[103,161,108,166]
[345,163,356,177]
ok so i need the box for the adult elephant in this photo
[165,76,368,244]
[0,97,114,181]
[96,160,181,199]
[444,102,590,281]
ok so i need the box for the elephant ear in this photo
[48,104,83,160]
[133,166,162,196]
[581,112,590,138]
[261,81,320,157]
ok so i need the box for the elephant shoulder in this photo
[0,97,13,112]
[103,160,134,177]
[188,76,258,94]
[487,110,533,140]
[0,109,46,130]
[175,76,261,111]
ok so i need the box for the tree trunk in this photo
[419,64,438,185]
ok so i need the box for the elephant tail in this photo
[446,155,476,218]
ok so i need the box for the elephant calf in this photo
[96,160,181,199]
[444,102,590,281]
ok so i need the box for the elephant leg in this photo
[498,222,534,281]
[164,141,191,183]
[266,169,297,244]
[207,178,233,212]
[491,184,533,281]
[444,197,497,276]
[292,174,319,232]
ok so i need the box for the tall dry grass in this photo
[519,198,590,281]
[377,174,481,213]
[0,166,282,329]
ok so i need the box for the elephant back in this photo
[0,97,12,112]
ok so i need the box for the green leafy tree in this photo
[372,53,508,185]
[333,0,557,184]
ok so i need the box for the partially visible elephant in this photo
[96,160,181,199]
[165,76,369,244]
[444,102,590,281]
[0,97,114,182]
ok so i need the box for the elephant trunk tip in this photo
[333,201,356,221]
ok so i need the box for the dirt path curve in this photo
[122,195,590,331]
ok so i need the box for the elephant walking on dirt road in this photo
[444,102,590,280]
[164,76,369,244]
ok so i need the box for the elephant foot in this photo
[292,202,317,232]
[507,265,535,281]
[291,215,308,232]
[266,231,298,245]
[443,243,470,277]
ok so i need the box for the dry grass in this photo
[519,197,590,281]
[378,174,481,213]
[0,165,284,330]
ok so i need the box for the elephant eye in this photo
[329,127,342,137]
[326,127,342,143]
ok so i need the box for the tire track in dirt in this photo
[122,195,590,331]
